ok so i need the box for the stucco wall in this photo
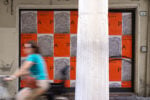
[0,0,149,97]
[146,0,150,97]
[0,0,78,27]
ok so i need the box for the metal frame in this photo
[18,8,78,91]
[18,7,136,93]
[109,9,136,92]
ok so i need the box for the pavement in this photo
[62,93,150,100]
[110,93,150,100]
[56,93,150,100]
[1,93,150,100]
[110,96,150,100]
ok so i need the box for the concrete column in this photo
[75,0,109,100]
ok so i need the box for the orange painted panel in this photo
[109,13,122,35]
[21,34,37,57]
[70,57,76,80]
[70,11,78,34]
[122,35,132,58]
[44,57,54,80]
[20,80,25,88]
[122,81,132,88]
[54,80,70,88]
[109,59,122,81]
[37,11,54,33]
[54,34,70,57]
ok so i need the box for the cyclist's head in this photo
[24,41,40,55]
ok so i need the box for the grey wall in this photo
[0,0,149,97]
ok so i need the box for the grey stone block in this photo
[21,11,37,33]
[71,35,77,57]
[109,82,121,88]
[38,34,53,57]
[123,13,132,35]
[54,11,70,33]
[54,58,70,80]
[109,37,121,57]
[122,60,132,81]
[70,80,76,87]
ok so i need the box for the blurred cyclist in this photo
[4,41,49,100]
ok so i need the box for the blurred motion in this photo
[0,75,11,100]
[4,41,49,100]
[45,65,69,100]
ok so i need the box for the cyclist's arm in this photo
[13,61,34,77]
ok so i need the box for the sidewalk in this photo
[110,96,150,100]
[62,93,150,100]
[55,93,150,100]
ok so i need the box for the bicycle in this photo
[1,64,71,100]
[0,75,13,100]
[0,75,70,100]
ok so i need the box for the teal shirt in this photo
[26,54,48,80]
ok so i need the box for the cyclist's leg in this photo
[16,80,49,100]
[26,80,49,100]
[16,88,32,100]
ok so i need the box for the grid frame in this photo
[19,9,136,92]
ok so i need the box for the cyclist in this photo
[4,41,49,100]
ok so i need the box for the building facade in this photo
[0,0,150,97]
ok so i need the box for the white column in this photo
[75,0,109,100]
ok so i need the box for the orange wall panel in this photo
[54,34,70,57]
[54,80,70,88]
[122,81,132,88]
[70,11,78,34]
[109,13,122,35]
[122,35,132,58]
[44,57,54,80]
[70,57,76,80]
[37,11,54,33]
[21,34,37,57]
[109,59,122,81]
